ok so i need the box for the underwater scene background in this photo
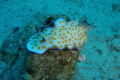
[0,0,120,80]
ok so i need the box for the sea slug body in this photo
[26,15,95,54]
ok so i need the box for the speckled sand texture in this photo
[0,0,120,80]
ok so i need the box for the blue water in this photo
[0,0,120,80]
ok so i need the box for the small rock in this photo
[78,54,86,62]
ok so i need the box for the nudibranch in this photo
[26,15,95,54]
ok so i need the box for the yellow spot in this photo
[59,28,62,30]
[75,25,77,27]
[80,37,82,40]
[48,48,51,50]
[54,34,57,36]
[69,38,71,41]
[74,38,76,40]
[78,30,80,32]
[42,46,46,49]
[75,28,77,30]
[65,40,67,42]
[48,39,50,41]
[53,45,56,48]
[78,34,79,36]
[45,35,47,37]
[78,42,79,45]
[38,47,41,49]
[69,28,71,30]
[31,43,33,45]
[67,47,69,49]
[84,31,85,33]
[59,34,61,36]
[72,22,74,24]
[62,41,64,43]
[70,33,72,35]
[67,31,70,33]
[63,33,65,35]
[82,29,83,31]
[75,20,77,22]
[79,44,81,46]
[32,47,34,49]
[51,37,54,39]
[51,30,54,32]
[84,39,85,41]
[58,41,61,44]
[32,37,34,39]
[60,21,62,24]
[74,33,76,35]
[40,40,43,43]
[80,46,82,49]
[72,36,73,38]
[71,25,73,27]
[82,42,84,44]
[66,22,67,25]
[63,21,65,23]
[65,28,67,30]
[38,34,41,36]
[73,46,75,49]
[72,28,74,30]
[45,39,47,42]
[74,43,76,45]
[59,31,61,32]
[49,33,52,35]
[35,44,37,46]
[46,30,48,31]
[65,35,67,38]
[53,26,55,28]
[54,32,57,33]
[82,35,84,37]
[54,38,57,40]
[60,45,62,47]
[64,44,67,46]
[86,38,87,41]
[34,41,36,43]
[77,38,79,40]
[58,37,60,38]
[50,41,53,44]
[61,37,64,39]
[62,26,64,28]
